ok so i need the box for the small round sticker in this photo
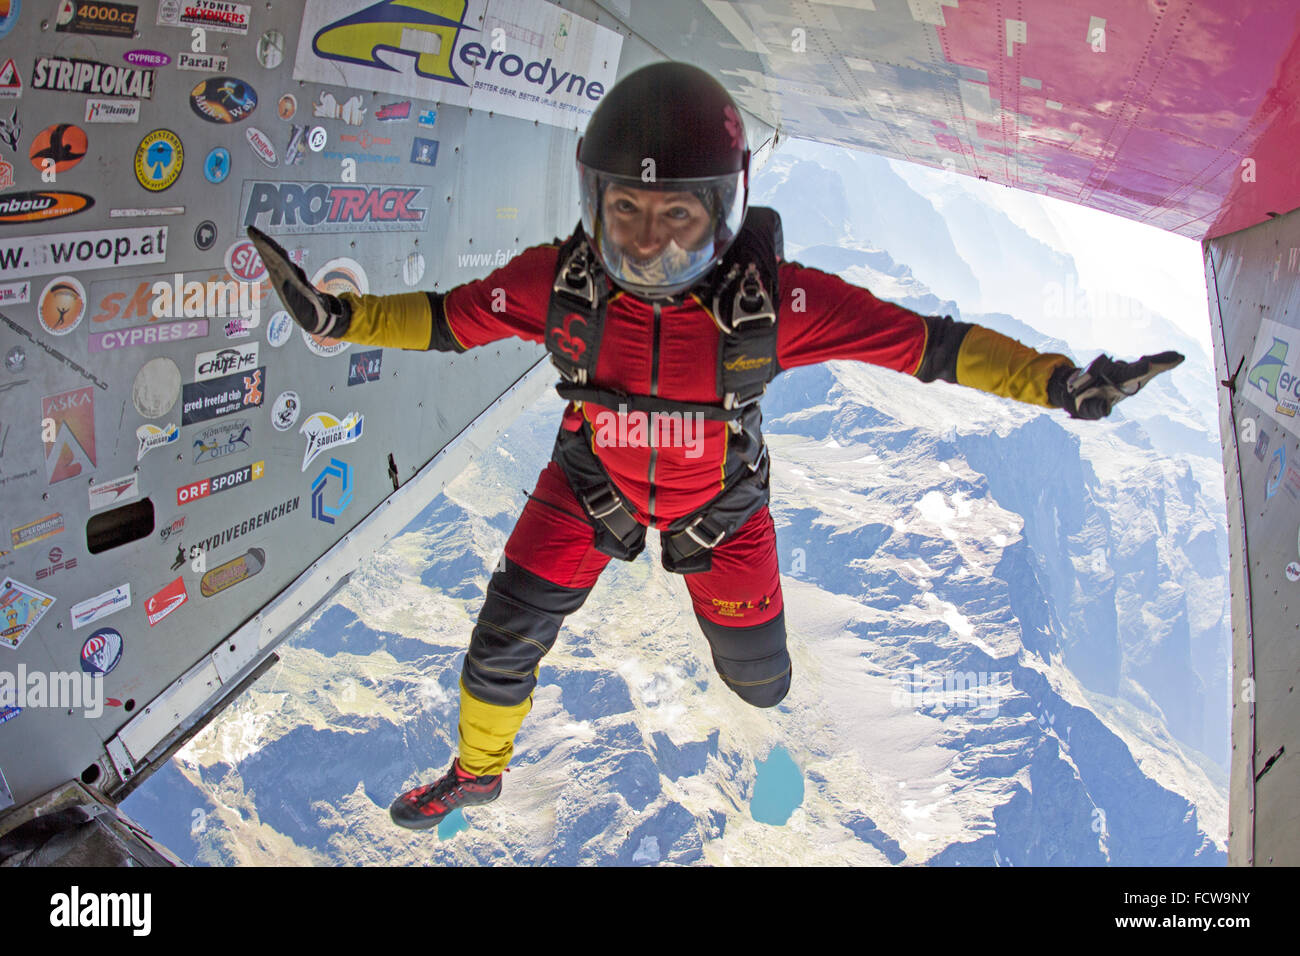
[1287,561,1300,583]
[194,219,217,251]
[278,93,297,120]
[29,124,88,175]
[5,345,25,372]
[225,238,266,283]
[204,147,231,184]
[135,129,183,192]
[257,30,285,69]
[81,627,124,676]
[38,276,86,336]
[402,250,426,286]
[307,126,327,152]
[266,310,293,347]
[272,390,300,431]
[132,357,181,419]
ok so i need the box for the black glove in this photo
[246,225,351,338]
[1048,351,1185,419]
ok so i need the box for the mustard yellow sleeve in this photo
[336,291,437,351]
[955,325,1072,408]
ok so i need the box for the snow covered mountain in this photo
[122,142,1229,867]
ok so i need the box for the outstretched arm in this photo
[775,263,1182,417]
[248,225,558,352]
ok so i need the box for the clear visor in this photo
[579,166,745,298]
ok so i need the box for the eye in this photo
[612,198,638,214]
[664,206,692,220]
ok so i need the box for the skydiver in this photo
[249,62,1184,831]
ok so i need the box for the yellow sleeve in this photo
[955,325,1072,408]
[337,291,435,351]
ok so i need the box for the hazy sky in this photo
[888,159,1214,354]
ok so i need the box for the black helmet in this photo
[577,61,749,298]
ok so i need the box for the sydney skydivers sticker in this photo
[241,180,427,235]
[157,0,250,35]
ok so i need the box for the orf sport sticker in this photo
[134,129,183,191]
[190,76,258,124]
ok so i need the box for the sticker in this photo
[402,250,425,286]
[135,129,183,191]
[241,181,428,235]
[223,318,250,339]
[80,627,123,675]
[191,495,298,555]
[203,146,231,184]
[31,56,155,98]
[224,238,265,282]
[71,583,130,628]
[201,547,264,596]
[376,101,411,121]
[1266,445,1285,499]
[176,459,264,504]
[0,107,18,151]
[109,206,185,218]
[157,0,249,34]
[10,513,64,550]
[195,219,217,251]
[1286,561,1300,582]
[1285,462,1300,500]
[181,366,265,425]
[274,93,296,119]
[0,156,11,188]
[195,343,259,382]
[159,514,186,542]
[42,386,96,484]
[125,50,170,68]
[0,707,19,725]
[37,276,87,336]
[0,3,18,41]
[29,124,88,174]
[0,58,20,99]
[312,90,365,125]
[56,1,139,39]
[306,125,326,151]
[0,190,94,224]
[311,457,352,524]
[271,390,299,431]
[0,577,55,649]
[245,126,277,166]
[136,422,178,461]
[347,349,381,386]
[192,419,251,463]
[4,343,25,368]
[258,30,285,69]
[340,129,392,151]
[417,108,436,127]
[284,124,306,166]
[89,318,208,353]
[299,411,362,470]
[312,256,368,296]
[34,544,77,581]
[145,576,188,627]
[190,76,258,124]
[266,310,292,347]
[88,472,139,510]
[410,137,438,166]
[177,52,229,72]
[132,356,182,418]
[84,98,140,123]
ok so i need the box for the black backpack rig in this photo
[543,206,783,574]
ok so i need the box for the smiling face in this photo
[601,184,714,263]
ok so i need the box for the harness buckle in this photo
[582,484,624,521]
[682,513,728,551]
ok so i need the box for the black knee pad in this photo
[462,557,592,706]
[696,609,791,708]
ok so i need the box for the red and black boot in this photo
[389,759,502,830]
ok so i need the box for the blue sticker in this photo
[0,705,20,725]
[417,108,436,127]
[311,457,352,525]
[0,1,19,42]
[410,137,438,166]
[1266,445,1285,499]
[347,349,381,386]
[80,627,123,675]
[204,147,231,183]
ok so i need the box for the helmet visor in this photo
[579,165,745,298]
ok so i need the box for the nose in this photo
[631,213,666,258]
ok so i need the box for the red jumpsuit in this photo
[341,233,1072,773]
